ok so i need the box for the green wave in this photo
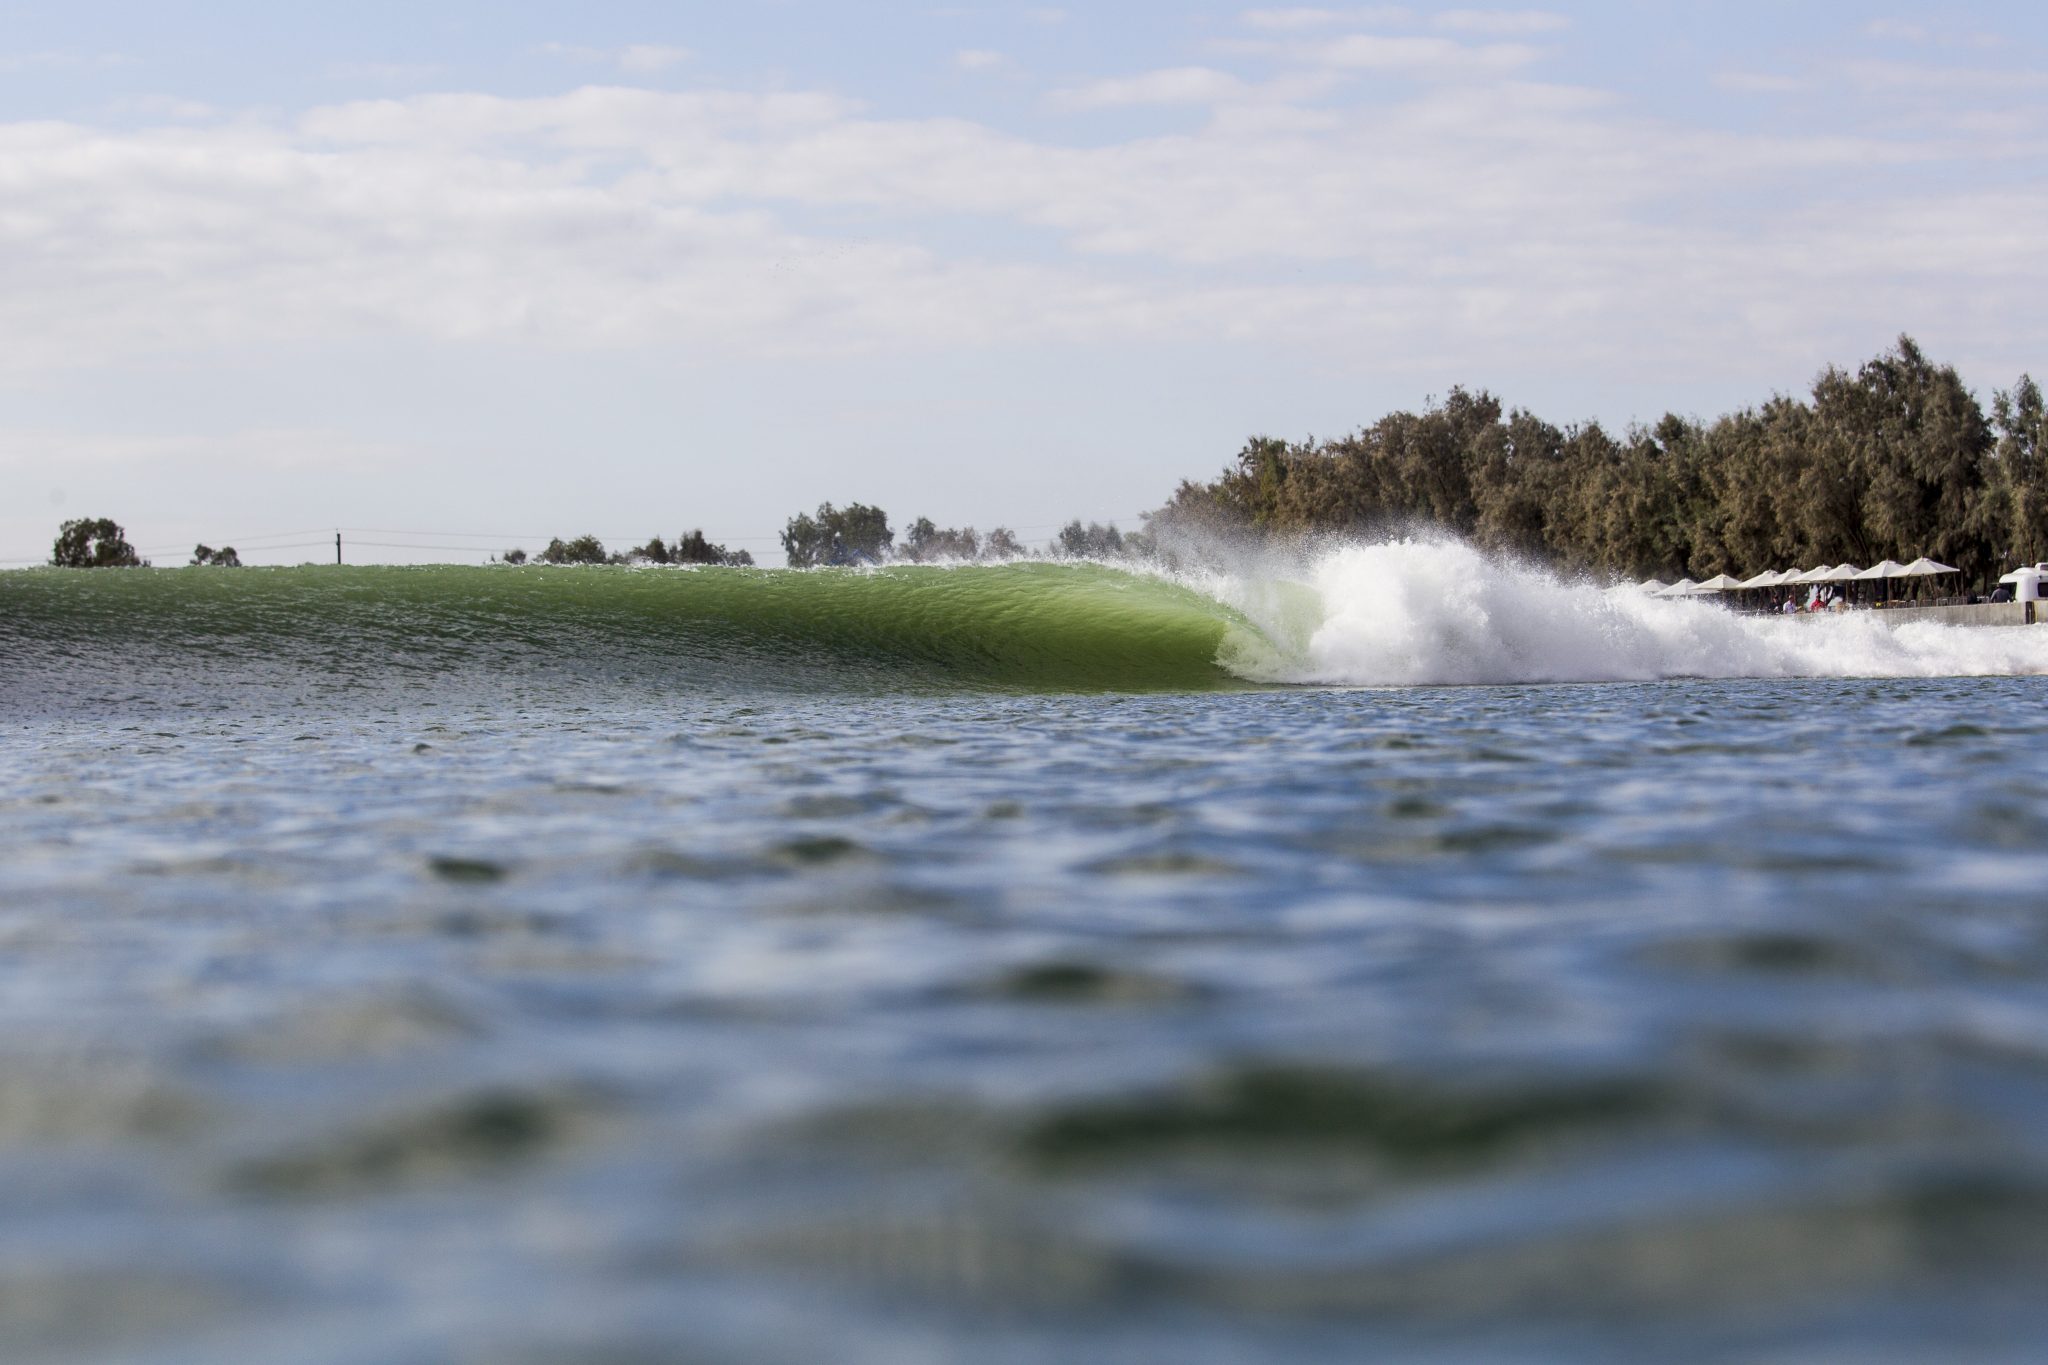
[0,562,1273,694]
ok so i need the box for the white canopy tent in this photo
[1893,557,1962,604]
[1656,578,1701,598]
[1852,560,1910,605]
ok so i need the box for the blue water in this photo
[5,567,2048,1362]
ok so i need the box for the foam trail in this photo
[1199,539,2048,687]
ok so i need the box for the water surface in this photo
[4,563,2048,1363]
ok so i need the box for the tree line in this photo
[45,518,222,568]
[1145,336,2048,589]
[500,530,754,567]
[774,502,1150,566]
[46,336,2040,585]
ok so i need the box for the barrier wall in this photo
[1800,602,2040,628]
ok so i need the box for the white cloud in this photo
[1716,72,1805,95]
[1433,10,1569,36]
[327,61,446,84]
[1240,7,1411,29]
[1295,33,1544,78]
[1865,18,1931,44]
[0,59,2039,398]
[537,42,691,74]
[954,49,1008,72]
[1048,66,1251,110]
[0,50,132,73]
[618,44,693,73]
[1864,17,2004,49]
[1840,59,2048,93]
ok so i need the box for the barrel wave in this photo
[0,561,1264,695]
[8,538,2048,698]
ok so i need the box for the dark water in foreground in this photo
[5,566,2048,1362]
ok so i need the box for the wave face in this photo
[0,562,1256,695]
[6,540,2048,697]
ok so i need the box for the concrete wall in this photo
[1803,602,2039,628]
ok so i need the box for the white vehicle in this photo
[1997,563,2048,602]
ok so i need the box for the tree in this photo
[780,502,892,566]
[903,517,982,562]
[190,544,242,566]
[501,548,529,565]
[1053,520,1127,558]
[1813,335,1993,580]
[1141,335,2011,589]
[672,529,753,566]
[52,517,144,567]
[538,535,608,565]
[628,535,673,565]
[1987,376,2048,569]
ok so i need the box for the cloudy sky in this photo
[3,1,2045,565]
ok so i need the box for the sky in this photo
[3,1,2046,566]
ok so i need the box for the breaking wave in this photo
[5,538,2047,695]
[1204,538,2048,686]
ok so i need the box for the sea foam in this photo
[1196,537,2048,687]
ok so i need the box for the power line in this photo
[131,527,346,554]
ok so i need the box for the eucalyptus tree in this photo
[51,517,143,567]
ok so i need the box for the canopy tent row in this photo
[1635,556,1967,607]
[1653,575,1743,597]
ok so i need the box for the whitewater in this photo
[1201,538,2048,687]
[6,539,2048,1364]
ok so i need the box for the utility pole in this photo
[336,531,342,566]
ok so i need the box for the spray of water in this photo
[1175,536,2048,687]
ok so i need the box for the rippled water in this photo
[6,567,2048,1362]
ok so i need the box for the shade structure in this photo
[1790,566,1835,584]
[1854,560,1911,581]
[1692,574,1745,593]
[1636,577,1672,593]
[1815,563,1863,582]
[1737,569,1786,590]
[1656,578,1701,598]
[1899,557,1959,577]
